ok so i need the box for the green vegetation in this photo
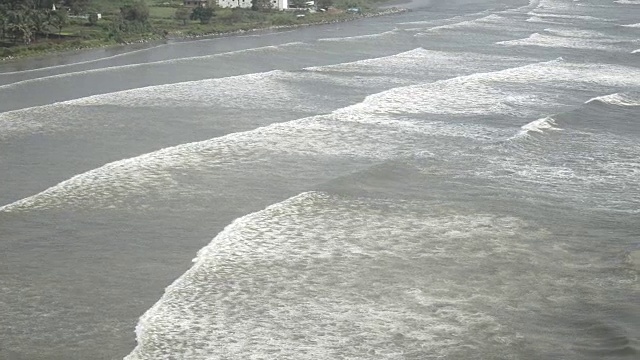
[0,0,404,60]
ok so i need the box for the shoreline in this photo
[168,7,409,41]
[0,7,409,64]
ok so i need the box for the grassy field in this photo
[0,0,404,60]
[148,6,179,19]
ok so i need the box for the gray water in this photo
[1,0,639,359]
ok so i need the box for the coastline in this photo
[169,7,409,41]
[0,7,409,64]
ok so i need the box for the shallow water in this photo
[1,0,639,359]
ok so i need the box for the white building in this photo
[216,0,288,10]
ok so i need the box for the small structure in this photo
[216,0,288,10]
[184,0,208,6]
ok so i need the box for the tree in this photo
[0,0,59,43]
[50,9,67,38]
[34,0,56,9]
[5,8,34,44]
[30,8,50,40]
[64,0,90,15]
[120,1,149,23]
[190,6,214,24]
[0,2,27,43]
[174,7,189,26]
[0,4,11,41]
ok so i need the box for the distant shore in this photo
[0,6,409,63]
[161,7,408,42]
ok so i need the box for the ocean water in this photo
[1,0,639,359]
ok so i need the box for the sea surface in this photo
[1,0,639,359]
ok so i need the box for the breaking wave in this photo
[124,191,543,359]
[497,32,625,51]
[586,93,640,106]
[614,0,640,4]
[519,116,561,135]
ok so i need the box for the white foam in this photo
[633,48,640,53]
[67,70,313,109]
[614,0,640,4]
[5,59,640,212]
[586,93,640,106]
[397,15,465,26]
[1,48,526,141]
[519,116,561,135]
[0,108,504,212]
[543,28,608,38]
[304,47,432,72]
[482,125,640,214]
[526,16,565,24]
[421,14,510,33]
[497,32,624,51]
[526,12,608,22]
[317,30,398,42]
[304,48,523,78]
[0,70,313,140]
[535,0,579,11]
[396,9,492,26]
[344,59,640,117]
[500,0,542,13]
[125,192,540,359]
[621,22,640,27]
[345,79,552,117]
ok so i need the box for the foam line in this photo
[345,58,640,116]
[0,70,293,140]
[542,28,607,39]
[525,12,609,22]
[420,14,510,33]
[500,0,542,13]
[1,48,526,140]
[0,44,167,76]
[497,32,625,51]
[0,110,501,212]
[4,58,640,211]
[317,30,398,42]
[0,42,305,91]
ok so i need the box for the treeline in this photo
[0,0,153,44]
[0,0,77,44]
[1,0,380,56]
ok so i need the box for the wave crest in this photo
[586,93,640,106]
[519,116,561,135]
